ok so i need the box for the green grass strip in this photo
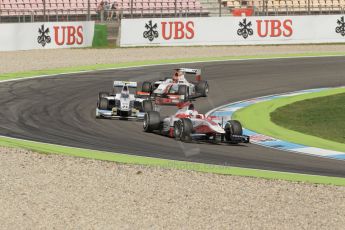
[1,52,345,82]
[92,24,109,48]
[233,87,345,153]
[271,92,345,144]
[1,136,345,186]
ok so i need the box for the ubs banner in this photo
[120,15,345,46]
[0,21,95,51]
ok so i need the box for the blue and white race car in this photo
[96,81,154,120]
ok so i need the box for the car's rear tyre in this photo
[142,82,152,93]
[98,98,109,110]
[174,118,193,142]
[142,100,154,112]
[196,81,209,97]
[178,85,189,101]
[225,120,243,144]
[143,111,161,132]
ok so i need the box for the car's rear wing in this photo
[136,91,150,97]
[113,81,137,88]
[176,68,201,75]
[176,68,202,81]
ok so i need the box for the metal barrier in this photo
[0,7,215,23]
[0,9,95,23]
[254,5,345,16]
[0,1,345,23]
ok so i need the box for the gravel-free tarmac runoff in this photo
[0,56,345,176]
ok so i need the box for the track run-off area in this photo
[0,56,345,178]
[214,87,345,158]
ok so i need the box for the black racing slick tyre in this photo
[196,81,209,97]
[142,100,154,112]
[178,85,189,101]
[142,82,152,93]
[174,118,193,142]
[143,111,161,132]
[98,98,109,110]
[224,120,243,143]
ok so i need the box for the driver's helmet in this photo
[121,85,130,98]
[173,70,183,83]
[186,103,197,117]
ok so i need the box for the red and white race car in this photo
[137,68,209,105]
[143,102,250,144]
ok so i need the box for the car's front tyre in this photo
[224,120,243,144]
[98,98,109,110]
[174,118,193,142]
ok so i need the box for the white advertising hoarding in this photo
[120,15,345,46]
[0,21,95,51]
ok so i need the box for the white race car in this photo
[139,68,209,105]
[96,81,154,119]
[143,102,250,144]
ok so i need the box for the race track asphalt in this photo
[0,56,344,177]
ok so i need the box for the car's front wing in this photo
[190,133,250,144]
[96,108,145,120]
